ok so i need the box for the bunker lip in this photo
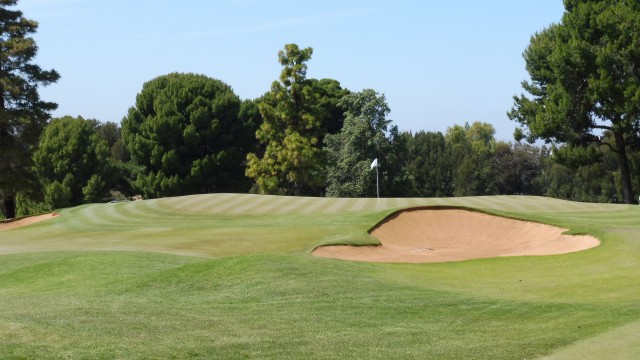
[0,213,59,232]
[312,208,600,263]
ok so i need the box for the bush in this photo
[44,181,73,210]
[15,193,52,217]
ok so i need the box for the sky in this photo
[19,0,565,141]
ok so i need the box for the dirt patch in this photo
[0,213,59,232]
[313,209,599,263]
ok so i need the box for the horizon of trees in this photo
[9,56,640,217]
[13,109,637,218]
[3,0,640,218]
[7,53,640,218]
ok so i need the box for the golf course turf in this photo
[0,194,639,359]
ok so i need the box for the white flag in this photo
[370,158,378,169]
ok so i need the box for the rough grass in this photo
[1,194,639,359]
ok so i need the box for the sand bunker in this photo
[313,209,599,263]
[0,213,59,232]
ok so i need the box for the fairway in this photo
[1,194,639,359]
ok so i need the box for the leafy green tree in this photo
[91,120,138,198]
[33,116,111,208]
[541,135,624,203]
[246,44,325,195]
[15,192,51,217]
[493,142,546,195]
[238,99,264,153]
[543,158,619,203]
[94,121,130,162]
[405,131,453,197]
[0,0,59,218]
[325,89,413,197]
[122,73,253,198]
[309,78,350,136]
[509,0,640,203]
[542,161,574,200]
[446,122,497,196]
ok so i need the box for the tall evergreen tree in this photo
[246,44,325,195]
[0,0,59,218]
[509,0,640,203]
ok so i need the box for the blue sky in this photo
[20,0,564,141]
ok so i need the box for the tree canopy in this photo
[446,122,497,196]
[405,131,452,197]
[324,89,413,197]
[509,0,640,203]
[33,116,111,208]
[0,0,59,217]
[122,73,254,198]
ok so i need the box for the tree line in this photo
[16,105,639,219]
[2,0,640,218]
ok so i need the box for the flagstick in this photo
[376,163,379,205]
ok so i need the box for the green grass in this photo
[1,194,639,359]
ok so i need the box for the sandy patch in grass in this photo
[313,209,599,263]
[0,213,59,232]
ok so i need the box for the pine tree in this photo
[246,44,325,195]
[0,0,59,218]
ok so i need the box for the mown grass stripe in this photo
[471,195,525,212]
[322,197,354,213]
[298,197,334,214]
[106,212,148,228]
[411,197,429,207]
[160,194,202,209]
[117,200,162,220]
[418,197,446,207]
[180,193,237,213]
[466,196,502,210]
[266,195,303,214]
[272,196,316,214]
[193,193,253,215]
[346,198,371,212]
[385,198,399,209]
[393,198,416,209]
[243,195,295,214]
[70,204,113,227]
[198,193,246,213]
[132,198,181,216]
[517,196,574,212]
[371,198,386,209]
[159,194,212,212]
[226,194,275,215]
[101,203,139,223]
[534,197,568,211]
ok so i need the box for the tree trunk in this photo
[613,131,636,204]
[1,190,16,219]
